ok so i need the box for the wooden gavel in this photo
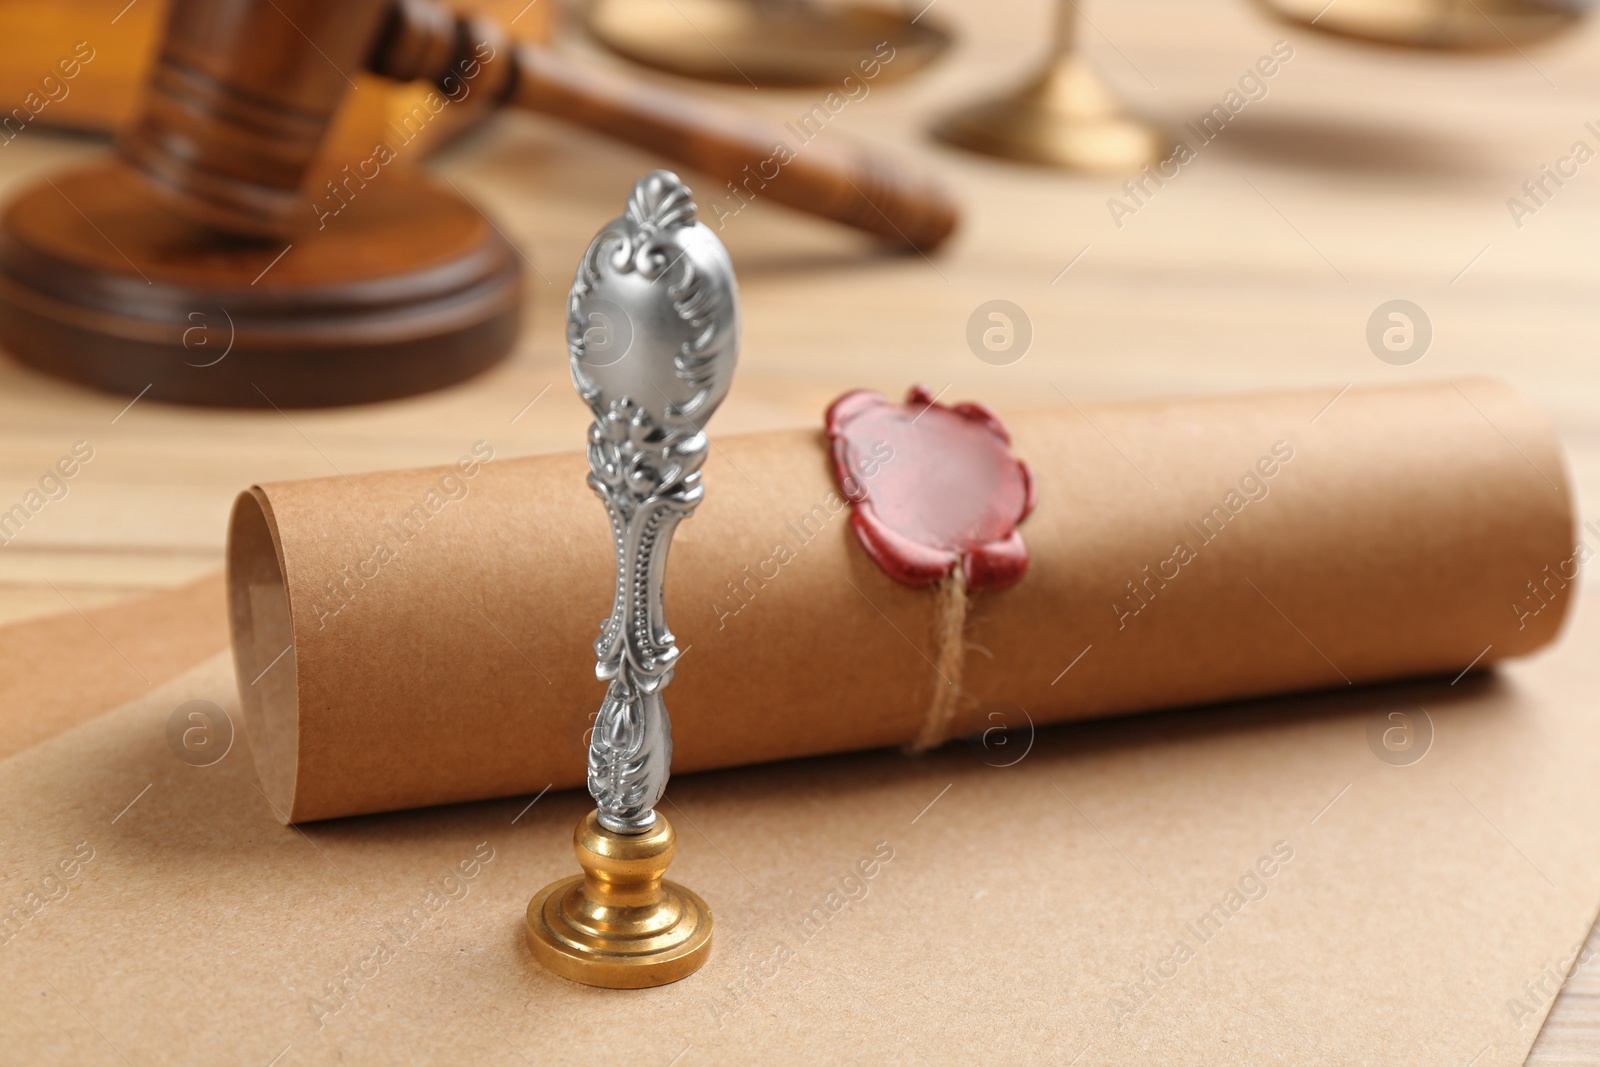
[120,0,957,250]
[0,0,957,408]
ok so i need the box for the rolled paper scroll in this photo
[227,378,1574,822]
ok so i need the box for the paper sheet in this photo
[3,597,1598,1065]
[0,573,226,760]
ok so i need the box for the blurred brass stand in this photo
[931,0,1165,174]
[1253,0,1584,49]
[582,0,951,87]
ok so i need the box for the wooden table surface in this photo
[0,0,1596,1060]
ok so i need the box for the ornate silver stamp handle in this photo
[567,170,739,834]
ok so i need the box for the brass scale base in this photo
[928,0,1579,174]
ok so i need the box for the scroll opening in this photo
[226,487,299,823]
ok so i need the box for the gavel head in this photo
[118,0,398,240]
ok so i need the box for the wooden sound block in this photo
[0,162,523,408]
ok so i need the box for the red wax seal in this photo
[826,385,1035,593]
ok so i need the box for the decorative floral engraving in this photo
[566,171,738,833]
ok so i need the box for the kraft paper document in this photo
[227,379,1574,821]
[1,599,1598,1065]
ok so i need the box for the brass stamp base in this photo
[526,811,712,988]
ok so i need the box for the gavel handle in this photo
[371,1,957,252]
[509,46,956,251]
